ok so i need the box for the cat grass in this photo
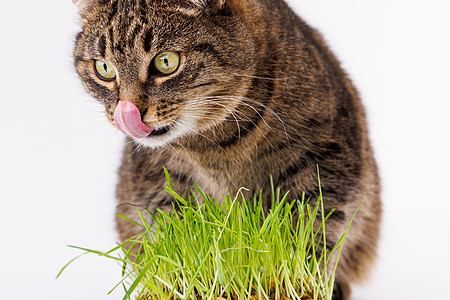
[59,168,357,300]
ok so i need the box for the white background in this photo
[1,0,449,299]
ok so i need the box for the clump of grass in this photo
[59,168,357,300]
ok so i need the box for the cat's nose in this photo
[118,85,148,115]
[117,96,148,120]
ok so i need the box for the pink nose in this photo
[114,101,154,139]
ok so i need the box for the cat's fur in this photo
[73,0,381,299]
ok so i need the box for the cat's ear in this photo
[175,0,226,15]
[73,0,99,20]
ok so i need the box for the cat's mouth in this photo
[114,101,175,140]
[114,101,189,148]
[147,124,171,137]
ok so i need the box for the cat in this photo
[72,0,381,299]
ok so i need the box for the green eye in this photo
[154,52,180,75]
[94,60,116,81]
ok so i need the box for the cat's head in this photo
[73,0,258,148]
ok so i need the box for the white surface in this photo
[0,0,449,299]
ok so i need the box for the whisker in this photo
[169,140,193,162]
[180,94,295,150]
[237,97,291,145]
[185,96,278,147]
[188,95,289,141]
[197,97,277,148]
[173,118,225,153]
[185,99,274,143]
[126,138,145,158]
[231,73,294,81]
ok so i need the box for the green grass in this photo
[58,168,358,300]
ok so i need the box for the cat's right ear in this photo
[73,0,99,22]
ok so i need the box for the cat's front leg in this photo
[115,141,193,241]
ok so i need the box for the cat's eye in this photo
[94,60,116,81]
[154,52,180,75]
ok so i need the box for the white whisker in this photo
[172,119,225,153]
[185,96,275,148]
[231,73,294,81]
[169,140,193,162]
[185,95,290,145]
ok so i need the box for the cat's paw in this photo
[332,280,351,300]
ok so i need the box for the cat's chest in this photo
[192,169,230,200]
[169,148,264,200]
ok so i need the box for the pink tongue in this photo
[114,101,154,139]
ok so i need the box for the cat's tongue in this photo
[114,101,154,139]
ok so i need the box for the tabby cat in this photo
[72,0,381,299]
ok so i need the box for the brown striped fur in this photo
[73,0,381,299]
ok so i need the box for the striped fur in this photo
[73,1,381,299]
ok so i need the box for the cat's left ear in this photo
[73,0,99,20]
[175,0,226,15]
